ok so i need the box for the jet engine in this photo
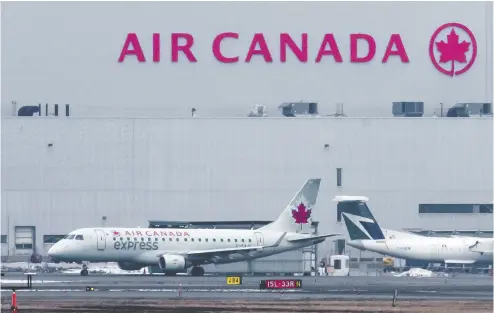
[117,261,145,271]
[158,254,187,272]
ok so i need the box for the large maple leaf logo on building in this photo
[292,203,312,224]
[435,29,470,74]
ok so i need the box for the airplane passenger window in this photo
[248,239,251,242]
[220,239,224,242]
[184,238,187,242]
[169,238,172,241]
[148,238,151,241]
[234,239,237,242]
[227,239,230,242]
[127,237,131,241]
[241,239,244,242]
[113,237,116,241]
[205,239,208,242]
[176,238,179,241]
[75,235,84,240]
[120,237,123,241]
[134,238,137,241]
[198,238,201,242]
[162,238,165,241]
[155,238,158,241]
[213,239,216,242]
[141,238,144,241]
[191,238,194,242]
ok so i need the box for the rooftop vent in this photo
[278,102,318,117]
[447,102,492,117]
[247,105,268,117]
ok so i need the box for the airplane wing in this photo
[285,234,341,243]
[184,246,265,263]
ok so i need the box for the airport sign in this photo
[259,279,302,290]
[226,276,242,285]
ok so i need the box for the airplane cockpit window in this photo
[65,235,75,240]
[75,235,84,240]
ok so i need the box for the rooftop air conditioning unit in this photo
[247,105,268,117]
[392,102,424,117]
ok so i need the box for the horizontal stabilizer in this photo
[286,234,341,243]
[445,260,476,264]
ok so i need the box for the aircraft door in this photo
[254,232,264,246]
[94,229,106,250]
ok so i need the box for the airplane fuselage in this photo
[348,236,493,264]
[50,227,316,267]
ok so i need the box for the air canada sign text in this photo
[117,32,410,64]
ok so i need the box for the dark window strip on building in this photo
[419,204,493,214]
[43,235,66,244]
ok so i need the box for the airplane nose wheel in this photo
[190,266,205,276]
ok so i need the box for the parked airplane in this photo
[48,178,341,276]
[334,195,493,266]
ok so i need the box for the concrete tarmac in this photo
[1,274,492,301]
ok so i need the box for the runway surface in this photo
[1,274,493,301]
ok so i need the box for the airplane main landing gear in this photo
[190,266,205,276]
[80,263,89,276]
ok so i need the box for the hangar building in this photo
[1,2,492,273]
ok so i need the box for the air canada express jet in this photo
[334,196,493,266]
[48,179,341,276]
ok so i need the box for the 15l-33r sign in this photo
[117,32,409,64]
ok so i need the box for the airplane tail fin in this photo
[259,179,321,233]
[333,196,385,241]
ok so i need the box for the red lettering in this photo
[315,34,342,63]
[152,33,160,62]
[153,231,160,236]
[118,33,146,63]
[171,33,197,62]
[169,232,175,236]
[145,231,153,236]
[245,33,273,63]
[176,231,182,236]
[280,33,308,63]
[350,34,376,63]
[184,232,190,237]
[136,231,142,236]
[160,231,168,236]
[212,32,239,63]
[382,34,409,63]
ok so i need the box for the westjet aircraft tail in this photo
[333,196,385,240]
[259,178,321,233]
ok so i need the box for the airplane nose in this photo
[48,243,66,257]
[47,244,58,257]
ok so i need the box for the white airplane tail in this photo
[259,178,321,233]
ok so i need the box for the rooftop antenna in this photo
[328,102,346,117]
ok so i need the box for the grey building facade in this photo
[2,116,492,266]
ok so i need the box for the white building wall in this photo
[2,117,492,258]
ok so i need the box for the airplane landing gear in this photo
[80,263,89,276]
[190,266,205,276]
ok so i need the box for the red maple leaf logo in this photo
[435,29,470,74]
[112,231,119,236]
[292,203,312,224]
